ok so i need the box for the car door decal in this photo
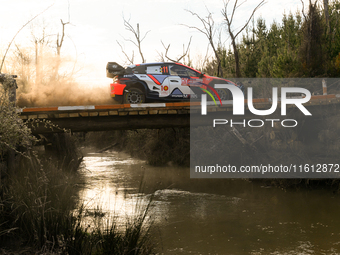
[171,88,184,97]
[161,86,169,91]
[147,74,161,85]
[147,74,169,85]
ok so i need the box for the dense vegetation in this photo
[1,0,340,253]
[0,77,154,254]
[0,75,36,172]
[202,1,340,78]
[0,158,153,254]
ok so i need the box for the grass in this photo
[0,154,155,254]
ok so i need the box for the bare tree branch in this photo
[183,8,223,76]
[161,36,192,63]
[223,0,266,39]
[156,50,165,62]
[300,0,307,20]
[196,43,211,71]
[121,16,150,63]
[178,36,192,63]
[50,19,70,81]
[161,41,175,62]
[0,4,54,72]
[222,0,266,77]
[235,2,265,38]
[30,23,52,84]
[230,0,238,24]
[57,19,70,56]
[117,41,134,65]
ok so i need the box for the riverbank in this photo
[1,128,339,254]
[0,134,155,254]
[83,128,340,191]
[83,128,190,167]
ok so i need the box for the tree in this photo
[300,0,325,76]
[0,4,53,73]
[324,0,330,34]
[184,8,224,76]
[31,24,50,86]
[222,0,266,77]
[56,20,69,57]
[0,75,36,164]
[241,17,267,77]
[12,45,33,92]
[160,37,192,63]
[53,19,70,80]
[117,17,150,64]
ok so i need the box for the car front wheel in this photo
[124,87,145,104]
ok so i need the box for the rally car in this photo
[106,62,243,104]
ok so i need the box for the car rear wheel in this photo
[207,88,230,102]
[124,87,145,104]
[215,88,230,100]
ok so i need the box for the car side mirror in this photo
[199,72,205,78]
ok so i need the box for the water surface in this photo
[78,150,340,255]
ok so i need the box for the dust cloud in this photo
[4,43,117,108]
[17,79,116,107]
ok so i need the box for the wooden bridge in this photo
[19,94,340,134]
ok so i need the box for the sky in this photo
[0,0,304,85]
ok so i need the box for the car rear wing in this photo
[106,62,125,78]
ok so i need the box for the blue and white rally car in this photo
[106,62,243,104]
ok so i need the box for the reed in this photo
[0,158,155,254]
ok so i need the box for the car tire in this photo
[215,88,230,100]
[112,95,123,104]
[124,87,145,104]
[207,87,230,102]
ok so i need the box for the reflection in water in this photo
[78,150,340,254]
[78,153,150,226]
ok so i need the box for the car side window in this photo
[169,65,199,77]
[186,68,199,77]
[146,65,162,74]
[170,65,186,76]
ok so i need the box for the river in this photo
[78,149,340,255]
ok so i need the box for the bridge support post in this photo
[322,79,327,95]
